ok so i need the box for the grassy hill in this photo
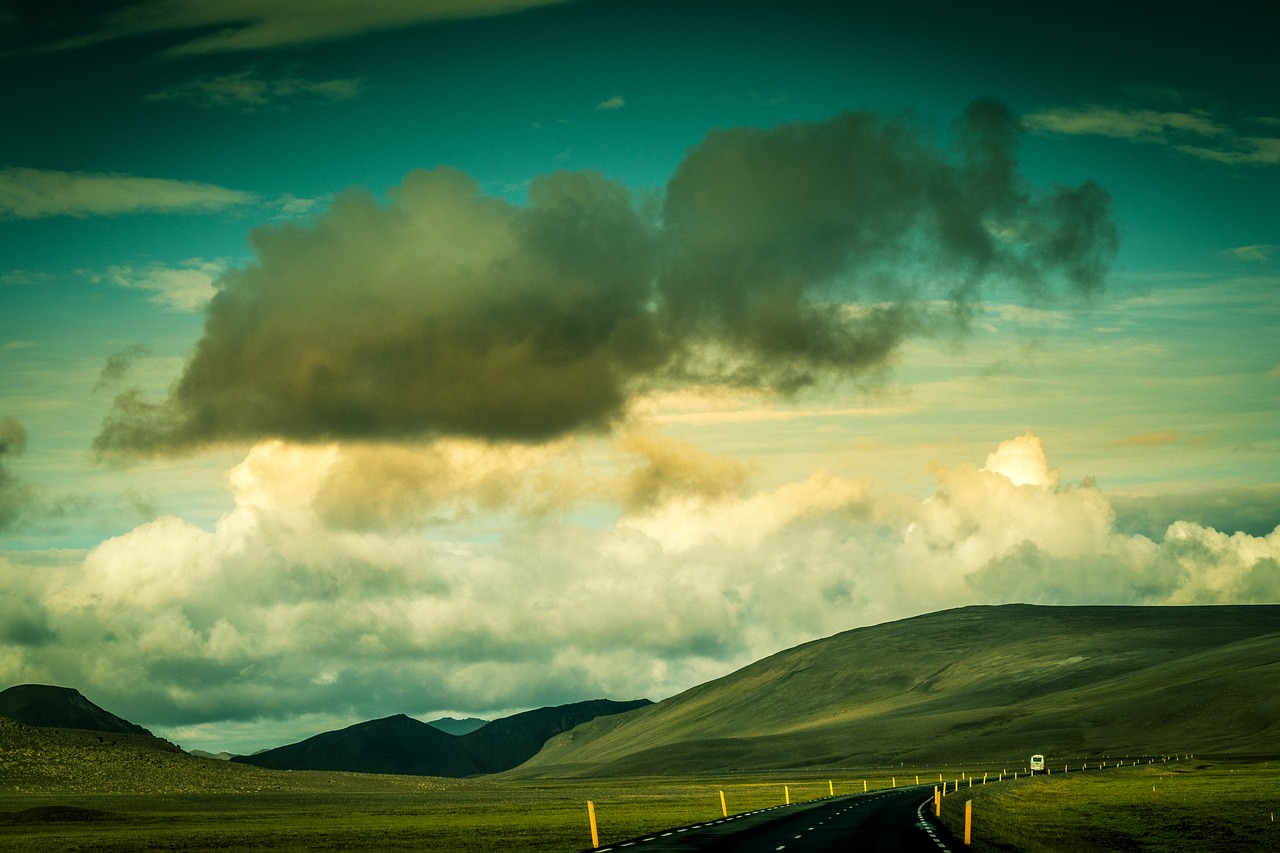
[511,604,1280,777]
[0,686,150,736]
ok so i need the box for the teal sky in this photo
[1,0,1277,753]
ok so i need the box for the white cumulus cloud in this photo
[1,432,1276,753]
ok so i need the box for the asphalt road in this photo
[591,786,957,852]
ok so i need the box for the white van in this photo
[1029,754,1046,774]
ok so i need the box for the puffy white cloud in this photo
[2,432,1276,752]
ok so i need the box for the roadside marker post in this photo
[863,779,868,793]
[720,790,728,817]
[829,780,834,797]
[784,785,790,805]
[587,801,599,849]
[934,786,941,816]
[964,799,972,845]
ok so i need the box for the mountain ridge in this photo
[231,698,652,776]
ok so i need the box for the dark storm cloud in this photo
[97,167,665,455]
[658,99,1115,389]
[95,100,1118,458]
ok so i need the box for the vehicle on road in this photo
[1030,753,1045,774]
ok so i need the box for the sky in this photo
[1,0,1277,755]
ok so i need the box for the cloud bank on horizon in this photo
[94,99,1116,458]
[4,431,1277,752]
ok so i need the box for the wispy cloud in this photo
[89,259,228,312]
[147,69,366,110]
[0,417,30,533]
[0,168,257,219]
[596,95,626,110]
[26,0,579,56]
[1110,430,1179,448]
[1218,244,1276,263]
[1025,104,1280,166]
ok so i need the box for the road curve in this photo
[589,786,956,852]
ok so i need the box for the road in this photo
[590,786,956,852]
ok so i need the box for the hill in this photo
[426,716,487,736]
[511,604,1280,777]
[233,698,650,776]
[0,715,484,796]
[0,685,151,736]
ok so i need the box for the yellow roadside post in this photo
[785,785,790,805]
[863,780,868,793]
[720,790,728,818]
[964,800,972,845]
[892,777,896,788]
[587,801,599,849]
[829,780,834,797]
[934,786,941,816]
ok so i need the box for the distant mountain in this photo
[462,699,650,774]
[189,750,237,761]
[233,698,650,777]
[426,716,487,736]
[512,604,1280,777]
[234,714,479,776]
[0,685,151,736]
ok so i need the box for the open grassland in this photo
[0,762,940,852]
[4,757,1278,851]
[935,758,1280,852]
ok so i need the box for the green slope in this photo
[511,604,1280,777]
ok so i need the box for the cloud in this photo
[95,345,152,393]
[596,95,625,110]
[8,431,1277,750]
[93,259,225,311]
[0,416,30,532]
[147,69,366,110]
[615,429,752,512]
[1025,104,1280,166]
[0,168,257,219]
[1112,484,1280,539]
[1023,106,1228,142]
[1110,430,1179,448]
[21,0,580,56]
[96,100,1118,460]
[1219,244,1277,263]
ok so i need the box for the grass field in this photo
[8,761,1277,851]
[0,771,912,852]
[3,720,1277,852]
[934,758,1280,852]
